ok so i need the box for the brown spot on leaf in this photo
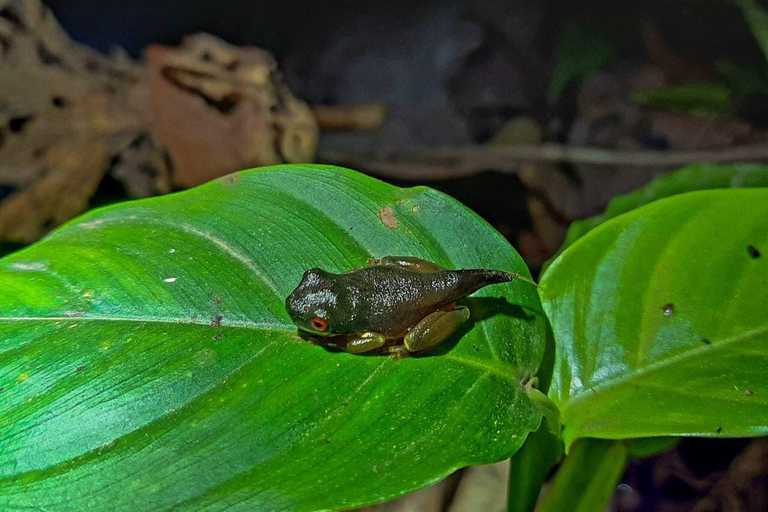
[662,303,674,316]
[218,173,240,185]
[745,389,754,395]
[76,365,85,371]
[210,313,223,327]
[412,204,420,214]
[379,206,399,229]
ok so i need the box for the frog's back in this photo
[341,265,508,337]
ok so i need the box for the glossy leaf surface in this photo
[557,163,768,258]
[0,165,546,511]
[541,189,768,446]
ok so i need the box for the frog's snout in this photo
[284,288,311,326]
[285,269,342,336]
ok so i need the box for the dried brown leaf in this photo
[145,34,318,188]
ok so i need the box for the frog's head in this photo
[285,268,348,337]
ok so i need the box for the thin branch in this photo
[319,143,768,180]
[311,103,387,132]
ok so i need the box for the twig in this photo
[312,103,387,132]
[319,143,768,180]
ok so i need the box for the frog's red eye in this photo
[311,317,329,331]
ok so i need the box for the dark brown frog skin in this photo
[285,256,514,356]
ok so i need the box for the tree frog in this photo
[285,256,527,358]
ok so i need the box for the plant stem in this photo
[535,438,629,512]
[507,388,563,512]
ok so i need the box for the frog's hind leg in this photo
[367,256,445,272]
[403,306,470,353]
[343,332,387,354]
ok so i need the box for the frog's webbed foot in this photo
[366,256,445,273]
[403,306,470,353]
[343,331,387,354]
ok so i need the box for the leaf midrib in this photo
[0,315,294,332]
[0,316,522,383]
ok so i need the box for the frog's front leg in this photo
[366,256,445,273]
[343,331,387,354]
[403,306,470,353]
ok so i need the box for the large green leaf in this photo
[0,165,545,511]
[540,189,768,447]
[557,163,768,260]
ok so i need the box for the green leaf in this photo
[630,83,733,115]
[626,437,679,458]
[548,20,619,101]
[536,438,628,512]
[0,165,546,511]
[540,189,768,447]
[716,60,768,98]
[555,163,768,261]
[731,0,768,64]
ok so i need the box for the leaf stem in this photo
[535,438,629,512]
[506,387,563,512]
